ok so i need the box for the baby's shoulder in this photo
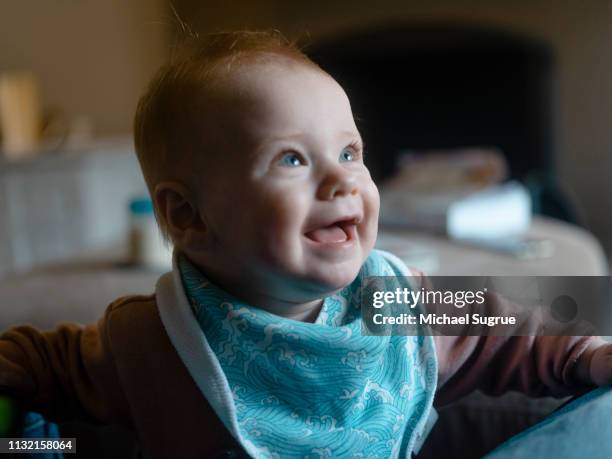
[101,293,158,344]
[104,293,157,324]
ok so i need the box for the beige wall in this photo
[178,0,612,251]
[0,0,168,137]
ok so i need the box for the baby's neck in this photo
[184,255,326,323]
[226,287,325,323]
[258,298,324,323]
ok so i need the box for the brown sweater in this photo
[0,290,604,458]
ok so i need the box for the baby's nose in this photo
[317,169,358,200]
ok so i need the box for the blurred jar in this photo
[0,72,42,159]
[127,197,172,270]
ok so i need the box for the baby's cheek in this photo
[263,193,300,227]
[365,181,381,214]
[362,182,380,229]
[257,200,304,252]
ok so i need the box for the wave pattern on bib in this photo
[179,250,437,459]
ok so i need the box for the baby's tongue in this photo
[306,224,347,243]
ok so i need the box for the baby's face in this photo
[193,60,379,304]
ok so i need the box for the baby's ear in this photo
[153,182,207,248]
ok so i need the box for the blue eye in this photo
[339,148,355,162]
[279,152,305,167]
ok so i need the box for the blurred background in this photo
[1,0,611,280]
[1,2,612,457]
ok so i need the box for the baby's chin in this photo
[263,240,373,298]
[299,254,366,294]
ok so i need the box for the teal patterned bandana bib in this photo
[179,250,437,458]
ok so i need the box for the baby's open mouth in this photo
[304,218,358,244]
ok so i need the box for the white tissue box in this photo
[379,181,532,240]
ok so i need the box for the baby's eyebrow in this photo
[347,134,365,151]
[339,130,363,145]
[250,132,305,158]
[258,130,363,147]
[264,132,305,143]
[354,139,366,160]
[252,131,364,159]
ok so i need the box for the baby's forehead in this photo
[210,56,336,103]
[198,63,326,123]
[226,52,322,81]
[190,56,356,160]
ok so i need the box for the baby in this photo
[1,30,612,459]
